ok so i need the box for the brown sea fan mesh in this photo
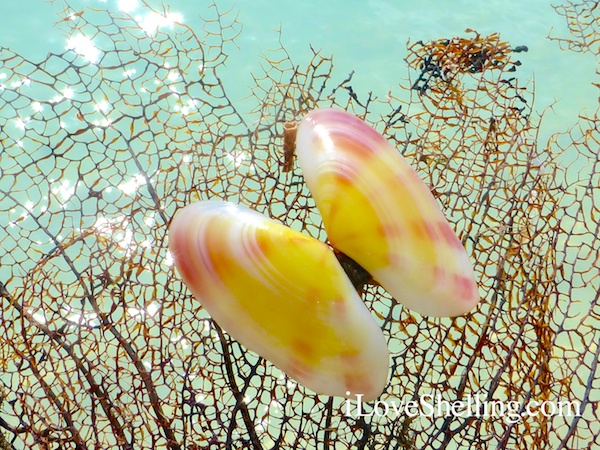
[0,0,598,448]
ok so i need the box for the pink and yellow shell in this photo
[296,108,479,317]
[169,201,389,401]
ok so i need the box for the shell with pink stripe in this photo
[169,201,389,400]
[296,108,479,317]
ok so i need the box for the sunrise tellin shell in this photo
[296,108,479,317]
[169,201,389,401]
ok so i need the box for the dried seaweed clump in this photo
[0,0,598,449]
[408,30,523,95]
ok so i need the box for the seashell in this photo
[296,108,479,317]
[169,201,389,401]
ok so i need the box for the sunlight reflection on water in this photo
[0,0,596,142]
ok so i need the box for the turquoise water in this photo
[0,0,597,146]
[0,1,598,448]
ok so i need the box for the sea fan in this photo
[0,1,598,448]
